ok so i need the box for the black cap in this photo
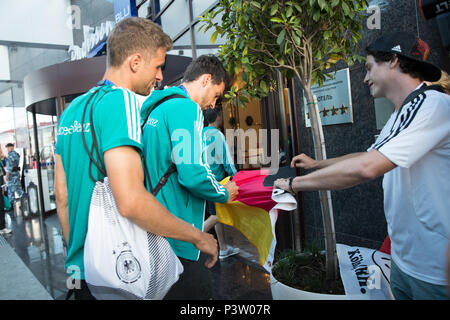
[367,32,441,82]
[5,143,14,147]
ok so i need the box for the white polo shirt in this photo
[368,84,450,285]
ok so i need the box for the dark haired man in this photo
[141,54,239,299]
[274,32,449,299]
[4,143,24,205]
[55,18,218,300]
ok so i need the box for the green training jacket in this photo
[141,86,229,261]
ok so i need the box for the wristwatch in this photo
[288,177,295,194]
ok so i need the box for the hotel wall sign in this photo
[114,0,138,23]
[68,0,137,61]
[303,68,353,127]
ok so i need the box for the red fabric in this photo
[379,235,391,255]
[231,170,276,213]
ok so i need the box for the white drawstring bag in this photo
[84,177,183,300]
[81,87,183,300]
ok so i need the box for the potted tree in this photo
[201,0,369,298]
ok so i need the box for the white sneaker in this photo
[0,228,12,235]
[219,246,240,260]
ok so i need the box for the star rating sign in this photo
[321,106,330,117]
[331,105,339,115]
[340,103,348,114]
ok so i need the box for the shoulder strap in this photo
[141,94,187,196]
[81,86,111,182]
[402,84,443,106]
[141,94,187,131]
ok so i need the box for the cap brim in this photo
[417,61,442,82]
[398,54,442,82]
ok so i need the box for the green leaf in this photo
[318,0,327,10]
[292,33,301,46]
[276,29,286,46]
[250,1,261,9]
[260,80,268,94]
[294,4,302,13]
[286,6,293,18]
[270,4,278,16]
[270,17,283,23]
[342,2,350,15]
[313,10,320,22]
[210,30,218,44]
[239,96,249,105]
[331,0,340,7]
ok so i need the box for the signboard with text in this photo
[303,68,353,127]
[114,0,137,23]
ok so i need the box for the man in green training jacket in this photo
[141,54,239,299]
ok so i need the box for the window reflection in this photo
[159,0,190,39]
[25,113,57,213]
[192,0,215,19]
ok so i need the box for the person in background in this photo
[0,146,11,235]
[275,32,449,300]
[0,147,6,168]
[5,143,24,204]
[202,106,240,260]
[426,70,450,94]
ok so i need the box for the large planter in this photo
[270,272,347,300]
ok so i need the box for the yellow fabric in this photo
[215,201,274,267]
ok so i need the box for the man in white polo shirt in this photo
[274,32,449,299]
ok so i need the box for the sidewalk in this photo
[0,208,272,300]
[0,234,52,300]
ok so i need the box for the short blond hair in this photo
[106,17,173,68]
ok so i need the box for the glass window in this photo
[158,0,172,10]
[137,0,152,18]
[0,106,15,134]
[172,30,191,47]
[169,30,193,57]
[25,111,57,212]
[159,0,190,39]
[167,48,193,58]
[192,0,216,19]
[374,97,395,130]
[196,48,219,56]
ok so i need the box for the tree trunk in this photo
[303,86,338,281]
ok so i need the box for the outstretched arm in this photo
[291,152,365,170]
[276,149,395,192]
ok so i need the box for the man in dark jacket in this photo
[0,146,11,235]
[5,143,23,205]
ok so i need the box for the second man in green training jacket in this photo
[141,55,239,299]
